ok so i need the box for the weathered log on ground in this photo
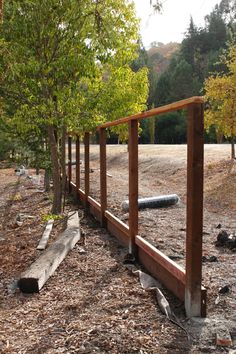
[36,219,54,250]
[18,211,80,293]
[121,194,180,212]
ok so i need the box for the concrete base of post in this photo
[185,288,202,318]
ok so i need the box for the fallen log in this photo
[18,211,80,293]
[121,194,180,212]
[37,219,54,250]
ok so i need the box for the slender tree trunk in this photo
[47,125,62,214]
[43,139,51,191]
[149,117,155,144]
[60,125,67,200]
[44,169,51,191]
[231,137,235,159]
[216,131,223,144]
[35,153,40,175]
[0,0,3,23]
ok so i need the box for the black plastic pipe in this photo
[122,194,180,212]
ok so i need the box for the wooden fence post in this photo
[76,135,80,193]
[68,136,72,192]
[84,132,90,207]
[100,128,107,227]
[128,120,139,256]
[185,103,204,317]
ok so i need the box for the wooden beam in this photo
[136,235,185,301]
[100,128,107,227]
[105,211,129,237]
[18,212,80,293]
[76,136,80,191]
[128,120,139,256]
[185,103,204,317]
[98,97,204,129]
[105,211,129,247]
[88,196,102,223]
[136,236,185,284]
[37,219,54,250]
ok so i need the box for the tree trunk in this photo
[231,137,235,159]
[60,125,67,201]
[216,131,223,144]
[47,125,62,214]
[149,117,155,144]
[0,0,3,23]
[44,169,51,191]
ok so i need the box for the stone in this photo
[219,285,230,294]
[216,230,229,245]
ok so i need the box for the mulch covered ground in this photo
[0,169,189,354]
[0,146,235,353]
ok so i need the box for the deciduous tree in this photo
[204,45,236,159]
[1,0,148,213]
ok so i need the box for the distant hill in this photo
[147,42,180,74]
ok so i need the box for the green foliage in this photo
[149,0,163,12]
[0,0,148,212]
[155,112,187,144]
[204,45,236,141]
[131,42,148,72]
[1,0,140,128]
[41,213,63,222]
[152,0,236,105]
[139,0,236,144]
[0,120,12,160]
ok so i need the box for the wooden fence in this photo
[68,96,206,318]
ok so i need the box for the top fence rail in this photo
[97,96,204,129]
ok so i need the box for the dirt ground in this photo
[0,144,235,353]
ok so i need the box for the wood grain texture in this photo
[185,103,204,317]
[100,128,107,226]
[98,97,204,129]
[37,219,54,250]
[128,120,138,255]
[18,212,80,293]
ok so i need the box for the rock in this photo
[77,247,86,255]
[7,280,19,295]
[216,230,229,246]
[15,166,28,176]
[227,234,236,250]
[215,230,236,250]
[215,295,220,305]
[216,223,222,229]
[16,221,23,227]
[168,254,184,260]
[219,285,230,294]
[123,253,136,265]
[202,255,218,262]
[16,214,22,222]
[209,255,218,262]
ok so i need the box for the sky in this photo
[133,0,222,47]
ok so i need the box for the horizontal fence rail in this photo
[68,96,206,318]
[98,96,204,129]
